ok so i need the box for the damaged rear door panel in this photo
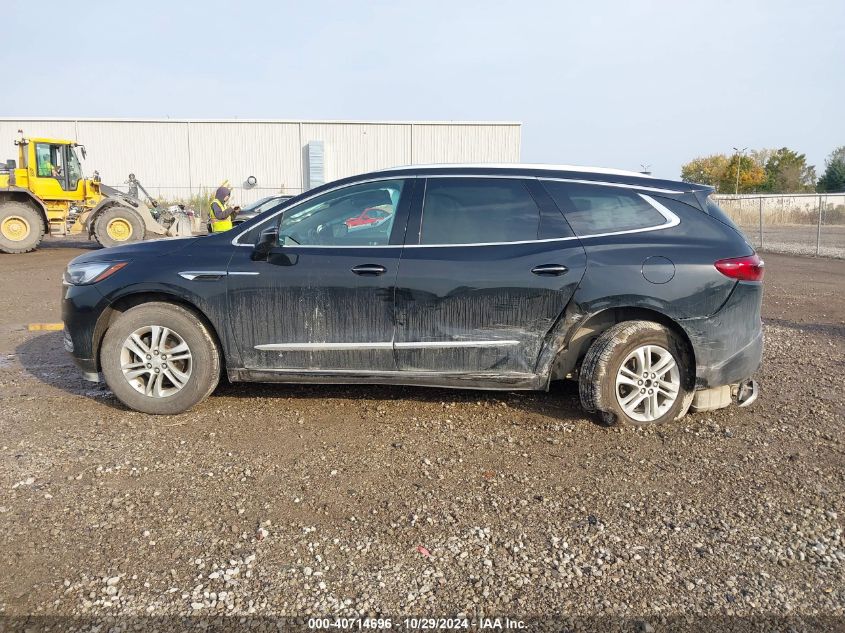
[394,177,587,377]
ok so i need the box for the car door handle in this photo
[531,264,569,276]
[351,264,387,276]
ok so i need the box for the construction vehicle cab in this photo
[0,134,169,253]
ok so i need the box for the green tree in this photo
[762,147,816,193]
[719,154,767,194]
[680,154,729,189]
[817,146,845,192]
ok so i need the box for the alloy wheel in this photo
[120,325,193,398]
[615,344,680,422]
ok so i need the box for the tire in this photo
[94,206,145,248]
[579,320,694,426]
[100,302,220,415]
[0,201,45,254]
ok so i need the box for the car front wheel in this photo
[100,302,220,414]
[579,320,694,425]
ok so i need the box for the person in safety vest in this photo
[209,185,240,233]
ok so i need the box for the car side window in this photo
[277,180,406,246]
[419,178,540,245]
[541,181,667,236]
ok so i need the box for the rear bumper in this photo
[699,327,763,388]
[680,281,763,390]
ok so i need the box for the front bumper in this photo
[62,282,109,380]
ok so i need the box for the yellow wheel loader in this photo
[0,134,174,254]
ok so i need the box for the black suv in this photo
[62,164,763,424]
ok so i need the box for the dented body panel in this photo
[394,240,586,374]
[679,282,763,388]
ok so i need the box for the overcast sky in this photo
[3,0,843,179]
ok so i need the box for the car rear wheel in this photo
[579,320,694,426]
[100,302,220,414]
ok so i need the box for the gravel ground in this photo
[0,240,843,631]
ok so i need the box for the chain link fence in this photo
[714,193,845,259]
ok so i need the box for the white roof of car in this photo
[379,163,654,178]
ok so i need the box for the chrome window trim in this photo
[254,243,402,250]
[230,176,417,247]
[230,174,682,250]
[410,191,679,248]
[410,236,580,248]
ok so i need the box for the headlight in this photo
[63,261,128,285]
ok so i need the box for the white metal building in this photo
[0,118,522,203]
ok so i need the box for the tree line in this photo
[680,146,845,194]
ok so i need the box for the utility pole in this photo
[732,146,747,195]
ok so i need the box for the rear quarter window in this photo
[541,181,668,236]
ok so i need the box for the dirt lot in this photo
[0,238,843,631]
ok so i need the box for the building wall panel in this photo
[75,120,191,199]
[187,121,302,201]
[300,123,412,185]
[0,118,521,204]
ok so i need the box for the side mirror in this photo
[251,227,279,261]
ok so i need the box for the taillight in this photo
[714,254,764,281]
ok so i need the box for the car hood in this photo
[69,236,200,265]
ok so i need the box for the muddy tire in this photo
[94,206,145,248]
[101,302,220,415]
[0,201,45,254]
[579,320,694,426]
